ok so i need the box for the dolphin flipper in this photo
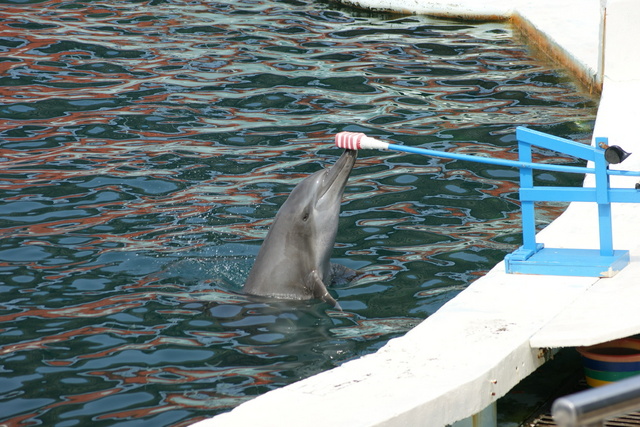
[330,263,361,287]
[307,270,342,310]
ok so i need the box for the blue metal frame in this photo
[359,127,640,277]
[504,127,640,277]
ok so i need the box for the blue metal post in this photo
[518,135,538,254]
[595,137,614,257]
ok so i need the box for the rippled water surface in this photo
[0,1,597,425]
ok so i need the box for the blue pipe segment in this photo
[384,142,640,176]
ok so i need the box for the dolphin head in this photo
[243,149,357,301]
[279,149,357,242]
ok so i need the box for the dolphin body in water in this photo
[243,149,358,308]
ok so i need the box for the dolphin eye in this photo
[302,212,309,222]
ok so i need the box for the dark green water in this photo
[0,0,596,425]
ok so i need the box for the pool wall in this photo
[340,0,604,94]
[192,0,640,425]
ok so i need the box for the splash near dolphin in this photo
[243,149,357,308]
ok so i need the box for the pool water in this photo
[0,0,596,425]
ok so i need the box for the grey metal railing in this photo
[552,374,640,427]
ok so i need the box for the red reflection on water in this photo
[380,202,420,215]
[70,336,204,365]
[11,388,126,427]
[331,316,419,340]
[89,365,276,387]
[93,404,178,423]
[0,293,151,322]
[0,326,155,357]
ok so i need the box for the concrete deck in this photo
[192,1,640,426]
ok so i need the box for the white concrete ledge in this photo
[336,0,514,20]
[340,0,604,93]
[198,271,594,427]
[193,0,640,426]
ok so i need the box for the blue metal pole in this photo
[595,137,614,257]
[383,143,640,176]
[518,138,538,253]
[384,143,594,174]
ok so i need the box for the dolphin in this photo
[243,149,358,308]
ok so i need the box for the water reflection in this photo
[0,0,596,425]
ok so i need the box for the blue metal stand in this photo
[504,127,640,277]
[347,127,640,277]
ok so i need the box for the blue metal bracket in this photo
[504,127,640,277]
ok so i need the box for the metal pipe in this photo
[333,131,640,177]
[552,375,640,427]
[386,142,597,175]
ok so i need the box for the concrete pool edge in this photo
[191,1,640,426]
[339,0,605,95]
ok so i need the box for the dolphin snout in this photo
[321,149,357,198]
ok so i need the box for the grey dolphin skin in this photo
[243,149,357,308]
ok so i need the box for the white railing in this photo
[552,375,640,427]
